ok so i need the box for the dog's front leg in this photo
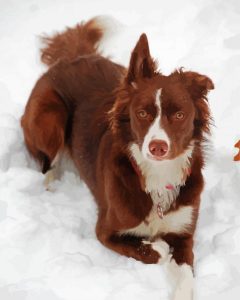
[96,219,170,264]
[168,260,194,300]
[95,167,171,264]
[164,235,194,300]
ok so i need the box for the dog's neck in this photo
[129,143,193,213]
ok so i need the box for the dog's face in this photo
[129,79,196,161]
[112,34,214,162]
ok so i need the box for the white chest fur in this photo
[125,143,194,238]
[129,143,193,212]
[121,205,193,238]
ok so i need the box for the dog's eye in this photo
[175,111,185,120]
[137,110,148,119]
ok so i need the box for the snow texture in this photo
[0,0,240,299]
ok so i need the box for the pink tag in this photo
[165,184,174,190]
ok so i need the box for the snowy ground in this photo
[1,0,240,299]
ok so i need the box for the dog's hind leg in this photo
[21,76,69,187]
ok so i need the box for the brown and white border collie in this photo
[21,17,214,299]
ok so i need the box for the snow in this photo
[0,0,240,299]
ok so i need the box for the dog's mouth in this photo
[146,153,170,162]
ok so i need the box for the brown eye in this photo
[137,110,148,119]
[175,111,185,120]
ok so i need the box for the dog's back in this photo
[21,18,124,177]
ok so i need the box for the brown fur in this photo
[235,140,240,161]
[21,76,68,173]
[41,17,104,66]
[21,18,214,267]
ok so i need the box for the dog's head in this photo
[111,34,214,162]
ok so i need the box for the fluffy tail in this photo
[40,17,104,66]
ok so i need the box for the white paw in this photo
[143,239,171,264]
[173,286,193,300]
[171,263,194,300]
[173,285,193,300]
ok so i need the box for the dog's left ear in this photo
[183,71,214,100]
[126,33,156,85]
[183,71,214,134]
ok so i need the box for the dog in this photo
[21,17,214,299]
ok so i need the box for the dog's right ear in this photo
[126,33,156,86]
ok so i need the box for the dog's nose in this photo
[149,140,168,158]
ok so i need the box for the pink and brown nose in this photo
[149,140,168,158]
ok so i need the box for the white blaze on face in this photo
[141,88,170,160]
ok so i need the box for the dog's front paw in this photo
[171,263,194,300]
[142,239,171,264]
[172,285,193,300]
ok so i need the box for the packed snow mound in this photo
[0,0,240,299]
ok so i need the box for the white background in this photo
[0,0,240,299]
